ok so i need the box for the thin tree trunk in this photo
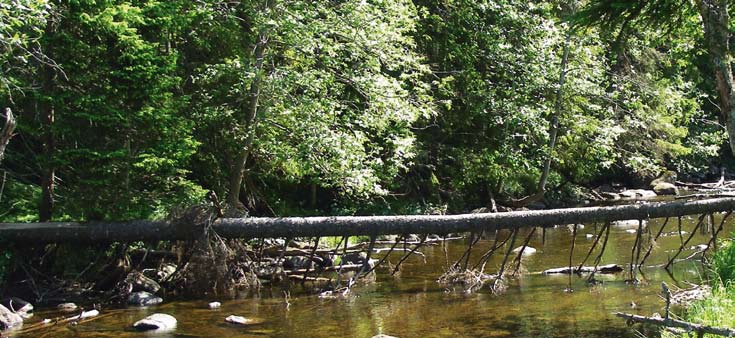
[39,103,54,222]
[226,29,269,210]
[538,30,572,193]
[696,0,735,154]
[0,108,16,163]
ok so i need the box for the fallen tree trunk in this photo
[2,198,735,243]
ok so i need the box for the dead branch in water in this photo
[703,211,732,258]
[665,214,707,270]
[639,217,670,269]
[587,222,611,284]
[577,223,604,273]
[391,235,428,276]
[512,228,536,276]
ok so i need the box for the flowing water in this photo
[10,212,732,337]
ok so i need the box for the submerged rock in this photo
[619,189,657,199]
[0,304,23,330]
[225,315,253,325]
[128,291,163,306]
[133,313,177,332]
[224,315,264,325]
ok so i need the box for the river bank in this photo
[1,210,729,337]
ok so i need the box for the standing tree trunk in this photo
[39,99,55,222]
[226,30,269,210]
[0,108,16,164]
[696,0,735,154]
[538,30,572,193]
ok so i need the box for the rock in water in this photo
[0,304,23,329]
[0,297,33,319]
[133,313,177,332]
[612,219,647,229]
[57,303,78,312]
[208,302,221,309]
[225,315,254,325]
[511,246,537,256]
[128,291,163,306]
[75,310,99,320]
[653,182,678,195]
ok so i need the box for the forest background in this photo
[0,0,730,223]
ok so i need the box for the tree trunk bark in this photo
[696,0,735,154]
[39,102,54,222]
[0,108,16,164]
[538,30,572,193]
[226,30,269,210]
[2,197,735,243]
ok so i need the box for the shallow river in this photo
[12,212,732,337]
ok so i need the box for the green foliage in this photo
[674,283,735,338]
[0,177,41,222]
[190,0,432,207]
[711,239,735,285]
[667,239,735,338]
[0,0,730,223]
[2,0,204,220]
[0,0,50,97]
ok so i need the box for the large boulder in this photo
[651,170,678,186]
[653,182,678,195]
[126,271,161,293]
[133,313,177,332]
[0,304,23,330]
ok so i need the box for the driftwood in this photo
[617,282,733,337]
[542,264,623,275]
[615,313,735,337]
[3,198,735,243]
